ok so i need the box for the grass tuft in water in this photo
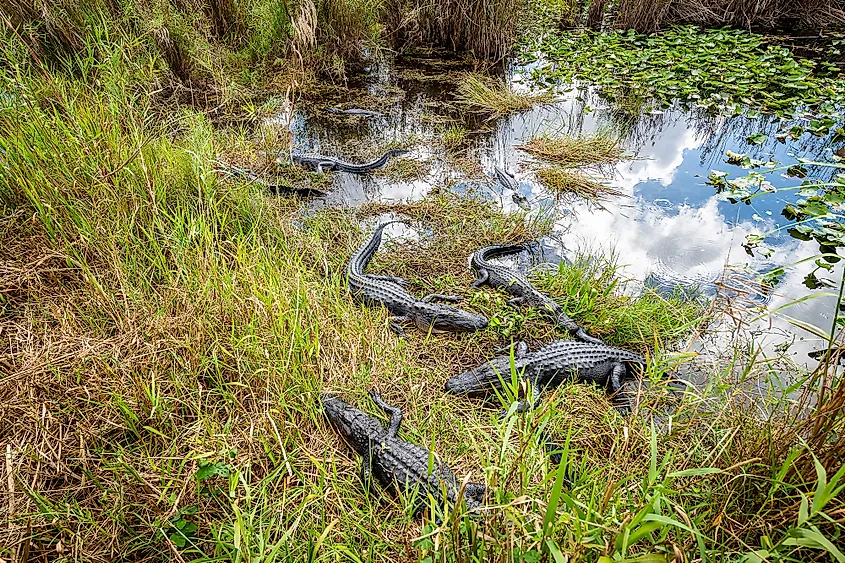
[519,130,628,167]
[534,166,625,200]
[455,73,552,118]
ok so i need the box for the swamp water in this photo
[274,54,843,380]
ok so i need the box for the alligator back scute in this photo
[372,438,456,509]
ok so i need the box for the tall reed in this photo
[384,0,524,59]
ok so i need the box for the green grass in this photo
[455,73,553,118]
[519,131,628,168]
[1,8,844,563]
[441,124,470,150]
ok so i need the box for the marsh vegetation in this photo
[1,1,844,562]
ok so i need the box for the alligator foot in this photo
[421,294,462,303]
[389,316,409,337]
[506,297,525,310]
[574,327,604,345]
[369,390,403,436]
[494,341,529,358]
[470,269,489,288]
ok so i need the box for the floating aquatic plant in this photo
[524,25,845,120]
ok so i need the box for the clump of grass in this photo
[455,73,552,118]
[534,252,704,346]
[441,124,469,150]
[362,189,553,280]
[534,166,625,200]
[519,131,628,167]
[372,158,432,181]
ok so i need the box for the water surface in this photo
[276,54,843,372]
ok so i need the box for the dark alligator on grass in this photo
[324,107,385,118]
[215,163,328,196]
[348,222,488,336]
[444,340,645,415]
[470,244,602,344]
[494,166,531,211]
[293,149,409,174]
[321,391,486,519]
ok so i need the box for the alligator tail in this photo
[348,219,407,276]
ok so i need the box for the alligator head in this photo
[414,303,488,334]
[320,393,384,455]
[444,355,515,396]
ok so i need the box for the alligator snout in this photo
[431,310,489,333]
[444,370,487,396]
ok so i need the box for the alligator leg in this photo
[573,327,604,345]
[557,313,603,345]
[420,293,462,303]
[506,297,525,309]
[359,450,373,491]
[463,482,487,511]
[369,391,403,437]
[389,316,409,337]
[470,269,489,288]
[607,362,633,415]
[494,340,529,358]
[368,275,410,286]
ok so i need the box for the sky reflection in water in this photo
[287,61,842,370]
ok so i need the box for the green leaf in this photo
[783,528,845,562]
[747,133,768,145]
[545,540,567,563]
[667,467,721,478]
[798,492,809,526]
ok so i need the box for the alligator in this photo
[494,166,531,211]
[324,107,385,118]
[292,149,409,174]
[470,244,602,344]
[215,162,328,196]
[348,222,488,336]
[444,340,646,414]
[321,391,486,519]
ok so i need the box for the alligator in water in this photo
[348,222,488,336]
[321,391,486,519]
[494,166,531,210]
[293,149,409,174]
[470,244,602,344]
[324,107,385,118]
[215,162,328,196]
[444,340,645,414]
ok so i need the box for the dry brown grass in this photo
[383,0,525,59]
[609,0,845,31]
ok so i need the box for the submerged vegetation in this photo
[526,26,845,119]
[1,1,845,562]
